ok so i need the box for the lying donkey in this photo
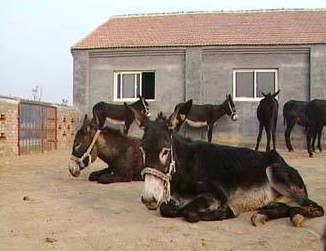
[138,100,323,226]
[68,112,145,184]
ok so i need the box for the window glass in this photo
[236,72,254,98]
[142,72,155,99]
[117,73,121,99]
[256,72,275,97]
[122,74,135,98]
[115,71,155,100]
[136,73,141,96]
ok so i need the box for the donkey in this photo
[92,95,150,134]
[284,100,323,152]
[137,100,323,227]
[255,90,280,152]
[68,114,144,184]
[178,94,237,142]
[306,99,326,157]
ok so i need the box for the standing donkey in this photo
[178,94,237,142]
[255,90,280,152]
[92,95,150,134]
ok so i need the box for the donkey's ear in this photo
[261,92,267,97]
[83,114,88,123]
[167,99,192,131]
[273,89,280,98]
[82,114,91,126]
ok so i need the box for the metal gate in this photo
[18,102,57,155]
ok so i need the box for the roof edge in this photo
[111,8,326,19]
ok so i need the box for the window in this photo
[233,69,278,101]
[114,71,155,101]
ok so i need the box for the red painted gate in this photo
[18,102,57,155]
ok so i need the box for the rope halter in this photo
[141,144,176,203]
[70,129,101,167]
[227,99,237,121]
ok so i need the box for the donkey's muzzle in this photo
[145,111,151,118]
[231,114,238,121]
[68,158,81,177]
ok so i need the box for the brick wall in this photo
[0,98,19,156]
[57,107,80,150]
[0,97,80,157]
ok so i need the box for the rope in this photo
[141,141,176,202]
[70,129,101,164]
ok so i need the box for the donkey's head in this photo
[124,102,148,130]
[68,115,100,177]
[224,94,238,121]
[139,100,192,210]
[133,95,151,118]
[261,90,280,101]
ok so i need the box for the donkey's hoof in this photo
[291,214,305,227]
[88,172,100,181]
[251,213,267,226]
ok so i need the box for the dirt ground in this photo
[0,148,325,251]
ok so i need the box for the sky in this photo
[0,0,325,105]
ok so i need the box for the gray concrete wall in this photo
[185,48,202,102]
[72,45,326,149]
[310,45,326,99]
[72,50,89,118]
[85,49,185,117]
[200,47,311,148]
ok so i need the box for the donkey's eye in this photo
[74,142,82,149]
[162,148,170,156]
[159,148,170,165]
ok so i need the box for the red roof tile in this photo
[72,9,326,49]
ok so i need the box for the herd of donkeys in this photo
[68,92,326,246]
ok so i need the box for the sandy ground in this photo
[0,148,325,251]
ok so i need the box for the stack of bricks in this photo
[57,106,80,150]
[0,98,19,157]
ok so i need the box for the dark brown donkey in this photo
[92,95,150,134]
[68,114,145,184]
[178,94,238,142]
[283,100,323,152]
[306,99,326,157]
[255,90,280,152]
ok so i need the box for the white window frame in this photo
[113,71,156,102]
[232,69,278,102]
[113,71,141,102]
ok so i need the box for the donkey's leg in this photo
[180,194,234,223]
[306,124,315,157]
[251,202,291,226]
[252,200,324,227]
[255,124,263,151]
[97,169,132,184]
[160,199,182,218]
[266,165,324,226]
[292,197,324,219]
[123,122,130,135]
[207,124,213,143]
[284,121,295,152]
[317,125,323,152]
[272,128,277,151]
[311,129,318,152]
[89,167,112,181]
[265,126,271,152]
